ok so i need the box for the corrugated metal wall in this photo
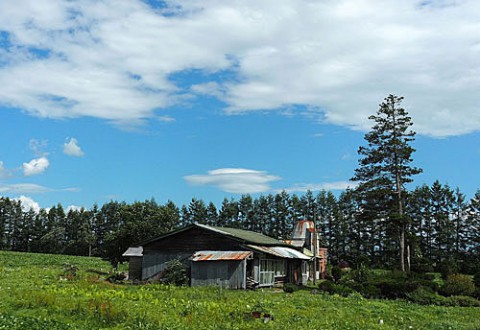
[191,259,246,289]
[142,252,191,280]
[128,257,143,280]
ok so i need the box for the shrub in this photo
[62,264,79,280]
[106,272,126,284]
[356,284,382,298]
[373,279,422,299]
[411,257,434,273]
[318,281,356,297]
[160,259,189,286]
[406,287,449,306]
[440,274,475,297]
[283,283,298,293]
[318,281,335,294]
[447,295,480,307]
[436,259,459,280]
[473,271,480,288]
[331,266,342,283]
[472,288,480,299]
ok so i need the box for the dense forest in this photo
[1,184,480,273]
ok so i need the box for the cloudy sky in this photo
[0,0,479,210]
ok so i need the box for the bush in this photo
[411,257,434,273]
[406,287,480,307]
[440,274,475,297]
[318,281,335,294]
[447,295,480,307]
[473,271,480,288]
[318,281,356,297]
[106,272,126,284]
[472,288,480,299]
[436,259,459,280]
[160,259,189,286]
[406,287,449,306]
[373,279,422,299]
[331,266,342,283]
[356,284,382,299]
[61,264,79,280]
[283,283,298,293]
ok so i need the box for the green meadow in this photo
[0,250,479,330]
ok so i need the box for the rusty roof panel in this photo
[292,220,315,240]
[191,251,252,262]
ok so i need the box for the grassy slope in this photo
[0,251,479,330]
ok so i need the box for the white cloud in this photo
[184,168,281,193]
[14,195,41,213]
[66,205,83,212]
[281,181,357,194]
[0,1,479,136]
[29,139,49,157]
[0,183,51,194]
[0,183,79,194]
[63,138,84,157]
[22,157,49,176]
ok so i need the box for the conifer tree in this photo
[352,94,422,271]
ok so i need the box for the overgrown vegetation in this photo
[1,251,480,329]
[315,266,480,308]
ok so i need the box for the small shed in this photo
[122,246,143,280]
[190,251,252,289]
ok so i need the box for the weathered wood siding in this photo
[191,259,246,289]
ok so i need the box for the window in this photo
[259,259,285,286]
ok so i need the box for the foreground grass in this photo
[0,251,479,329]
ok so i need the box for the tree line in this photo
[1,94,478,273]
[0,184,479,272]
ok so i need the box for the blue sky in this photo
[0,0,479,211]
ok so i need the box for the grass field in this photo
[1,251,479,330]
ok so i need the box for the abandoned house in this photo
[123,222,327,289]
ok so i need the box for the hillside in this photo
[0,251,479,329]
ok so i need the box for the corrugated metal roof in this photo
[198,224,287,246]
[246,245,311,260]
[284,239,305,248]
[140,224,292,247]
[191,250,252,262]
[122,246,143,257]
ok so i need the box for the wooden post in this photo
[313,212,317,285]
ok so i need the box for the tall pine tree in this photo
[352,94,422,271]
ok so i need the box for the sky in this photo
[0,0,479,212]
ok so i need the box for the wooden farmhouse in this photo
[123,222,326,289]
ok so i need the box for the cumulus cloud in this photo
[281,181,357,194]
[63,138,84,157]
[184,168,281,193]
[14,195,41,213]
[0,1,479,136]
[23,157,49,176]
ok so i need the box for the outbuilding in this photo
[123,223,312,289]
